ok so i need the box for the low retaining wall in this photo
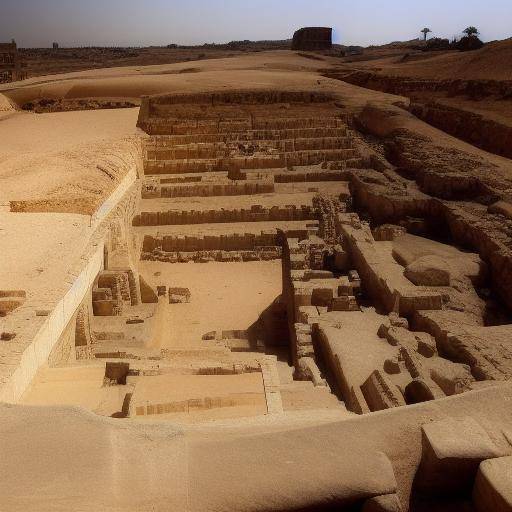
[143,231,279,252]
[144,127,349,146]
[144,149,358,175]
[133,205,313,227]
[142,180,274,199]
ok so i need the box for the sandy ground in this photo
[21,365,107,409]
[141,261,282,348]
[335,39,512,81]
[0,108,139,206]
[0,51,402,113]
[20,46,281,78]
[0,211,91,294]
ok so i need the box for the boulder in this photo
[416,417,504,494]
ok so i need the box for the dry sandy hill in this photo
[0,51,335,107]
[340,38,512,81]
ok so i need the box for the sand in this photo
[141,261,282,348]
[0,51,402,112]
[0,108,139,208]
[0,211,91,295]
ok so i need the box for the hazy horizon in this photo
[2,0,511,48]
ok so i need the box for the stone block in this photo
[384,358,401,375]
[417,417,504,494]
[404,256,451,286]
[473,456,512,512]
[361,370,406,412]
[333,246,350,272]
[416,333,437,357]
[311,287,334,307]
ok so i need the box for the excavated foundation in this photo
[3,87,512,512]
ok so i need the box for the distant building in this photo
[52,42,59,50]
[292,27,332,51]
[0,40,27,83]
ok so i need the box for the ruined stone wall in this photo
[292,27,332,51]
[0,41,27,83]
[143,149,356,175]
[142,231,280,253]
[133,205,314,227]
[143,180,274,199]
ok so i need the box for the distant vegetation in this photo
[420,28,432,41]
[417,26,484,52]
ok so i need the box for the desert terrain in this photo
[324,38,512,159]
[1,38,512,512]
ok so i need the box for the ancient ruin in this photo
[0,41,26,83]
[1,23,512,512]
[292,27,333,51]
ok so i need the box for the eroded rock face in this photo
[404,256,451,286]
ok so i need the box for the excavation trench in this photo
[5,88,512,431]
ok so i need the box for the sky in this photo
[2,0,511,48]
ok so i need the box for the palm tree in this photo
[463,26,479,37]
[421,28,432,41]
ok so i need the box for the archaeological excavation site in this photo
[1,24,512,512]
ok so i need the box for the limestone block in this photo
[488,201,512,221]
[429,358,474,395]
[92,300,118,316]
[297,306,319,324]
[304,270,334,280]
[417,417,504,494]
[311,287,334,307]
[378,322,391,339]
[139,275,158,304]
[404,256,451,286]
[473,456,512,512]
[331,296,360,312]
[384,358,401,375]
[416,332,437,357]
[388,312,408,330]
[361,370,406,412]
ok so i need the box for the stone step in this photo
[145,137,354,160]
[145,127,350,146]
[144,149,359,175]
